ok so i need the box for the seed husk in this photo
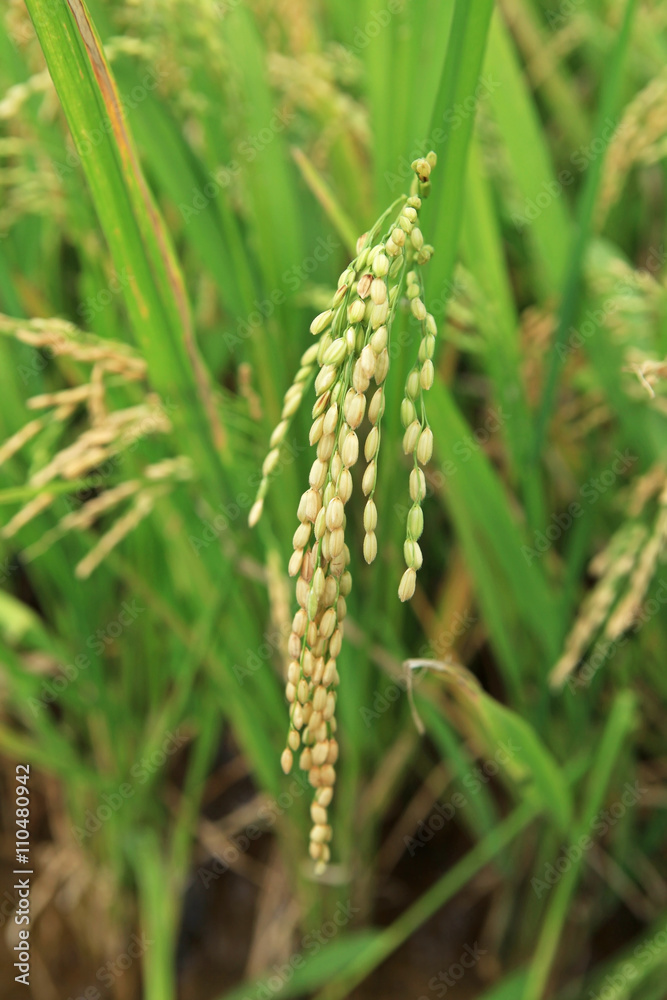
[398,567,417,602]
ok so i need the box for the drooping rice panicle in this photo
[251,153,441,870]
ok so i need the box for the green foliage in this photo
[0,0,666,998]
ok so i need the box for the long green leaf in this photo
[24,0,226,479]
[532,0,637,456]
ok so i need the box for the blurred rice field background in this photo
[1,0,667,998]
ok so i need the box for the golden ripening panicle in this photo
[250,153,440,871]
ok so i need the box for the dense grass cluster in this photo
[1,1,667,999]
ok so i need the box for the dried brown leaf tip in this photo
[251,153,440,871]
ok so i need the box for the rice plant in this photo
[1,1,667,999]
